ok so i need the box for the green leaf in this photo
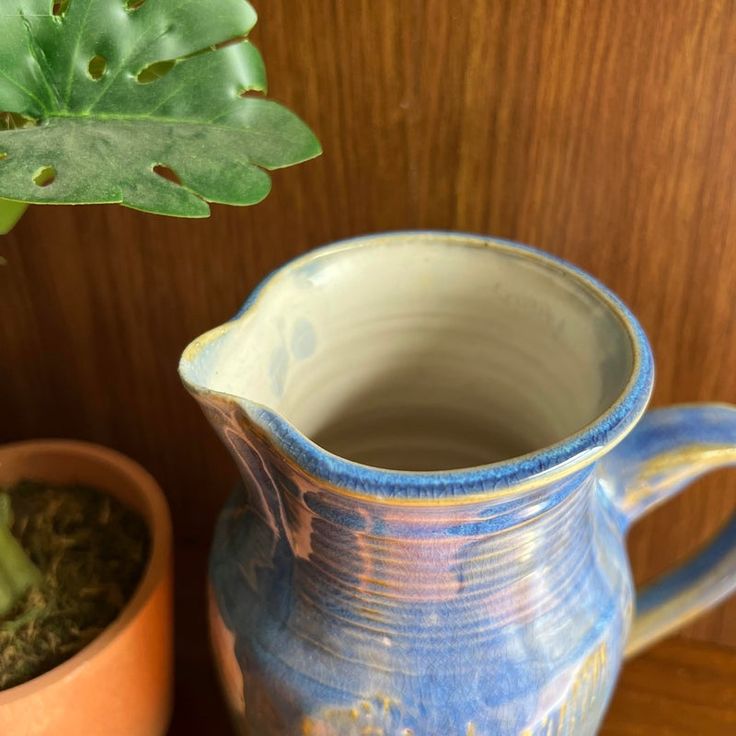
[0,1,321,217]
[0,198,29,234]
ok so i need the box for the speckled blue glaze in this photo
[180,233,736,735]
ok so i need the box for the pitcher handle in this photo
[600,404,736,658]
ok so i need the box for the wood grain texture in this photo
[602,638,736,735]
[3,0,736,704]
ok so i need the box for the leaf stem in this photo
[0,199,29,235]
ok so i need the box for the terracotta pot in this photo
[0,440,173,736]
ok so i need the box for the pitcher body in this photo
[180,232,736,735]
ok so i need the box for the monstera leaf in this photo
[0,0,320,223]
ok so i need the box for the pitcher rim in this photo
[180,231,654,501]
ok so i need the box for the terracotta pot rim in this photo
[0,439,172,704]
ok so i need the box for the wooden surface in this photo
[602,638,736,735]
[2,0,736,703]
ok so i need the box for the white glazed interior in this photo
[186,237,634,471]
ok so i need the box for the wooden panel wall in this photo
[2,2,736,720]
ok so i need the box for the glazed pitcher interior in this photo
[186,237,635,473]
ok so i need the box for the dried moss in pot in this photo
[0,481,150,691]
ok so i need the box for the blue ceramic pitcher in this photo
[180,232,736,735]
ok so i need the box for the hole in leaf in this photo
[87,55,107,80]
[33,166,56,188]
[153,165,181,185]
[0,112,38,131]
[136,60,175,84]
[125,0,146,10]
[52,0,70,15]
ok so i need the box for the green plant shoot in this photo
[0,494,41,617]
